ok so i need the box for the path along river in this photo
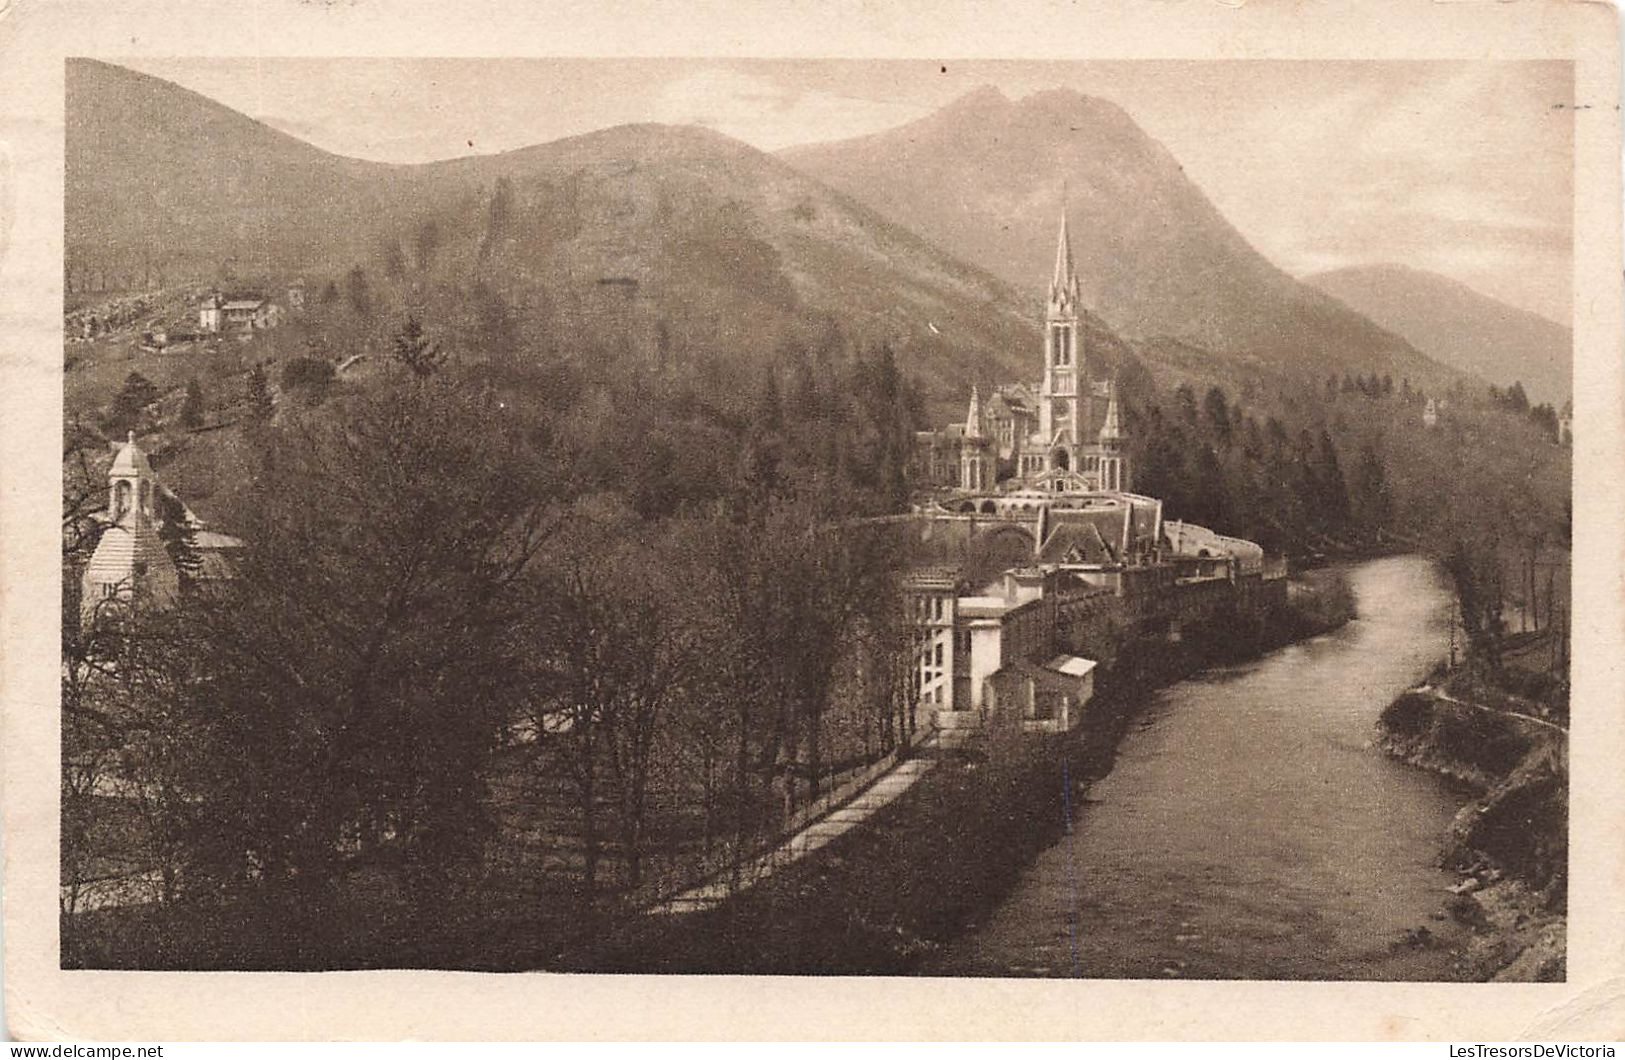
[932,554,1471,980]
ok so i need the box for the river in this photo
[931,554,1471,980]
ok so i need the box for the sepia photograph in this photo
[3,0,1621,1042]
[54,53,1576,980]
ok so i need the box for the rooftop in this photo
[1045,654,1097,678]
[108,433,154,478]
[957,595,1015,618]
[904,564,962,588]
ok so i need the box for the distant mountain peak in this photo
[779,84,1455,385]
[1015,86,1122,117]
[948,84,1012,110]
[927,84,1142,137]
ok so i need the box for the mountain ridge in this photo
[66,63,1470,425]
[779,85,1457,389]
[1304,263,1571,406]
[66,60,1143,416]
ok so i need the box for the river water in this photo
[932,555,1470,980]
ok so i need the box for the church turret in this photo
[1097,383,1130,492]
[107,431,157,526]
[960,386,994,492]
[1049,210,1082,315]
[81,433,179,629]
[1098,385,1124,446]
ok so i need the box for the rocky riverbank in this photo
[1377,684,1567,981]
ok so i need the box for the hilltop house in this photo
[199,293,282,334]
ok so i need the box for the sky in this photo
[121,58,1575,326]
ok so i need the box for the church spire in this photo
[1099,383,1123,444]
[964,385,985,439]
[1049,208,1080,313]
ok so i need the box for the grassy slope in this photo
[780,87,1460,391]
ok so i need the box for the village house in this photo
[199,293,282,334]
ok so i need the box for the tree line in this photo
[1124,378,1393,558]
[1123,361,1570,708]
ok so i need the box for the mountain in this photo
[66,60,403,282]
[1305,264,1571,406]
[67,60,1147,412]
[780,86,1451,386]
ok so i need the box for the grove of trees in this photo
[62,315,925,968]
[1124,362,1570,709]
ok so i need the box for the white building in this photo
[78,433,245,629]
[80,434,179,627]
[199,293,279,334]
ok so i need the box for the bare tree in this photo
[107,372,566,960]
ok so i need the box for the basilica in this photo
[901,213,1285,747]
[914,213,1129,495]
[916,212,1131,497]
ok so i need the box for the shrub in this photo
[1380,692,1434,738]
[280,357,336,406]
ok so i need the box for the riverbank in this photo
[581,568,1358,974]
[1377,678,1568,981]
[1271,563,1359,645]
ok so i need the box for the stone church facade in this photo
[916,213,1129,496]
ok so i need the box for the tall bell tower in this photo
[1041,211,1083,477]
